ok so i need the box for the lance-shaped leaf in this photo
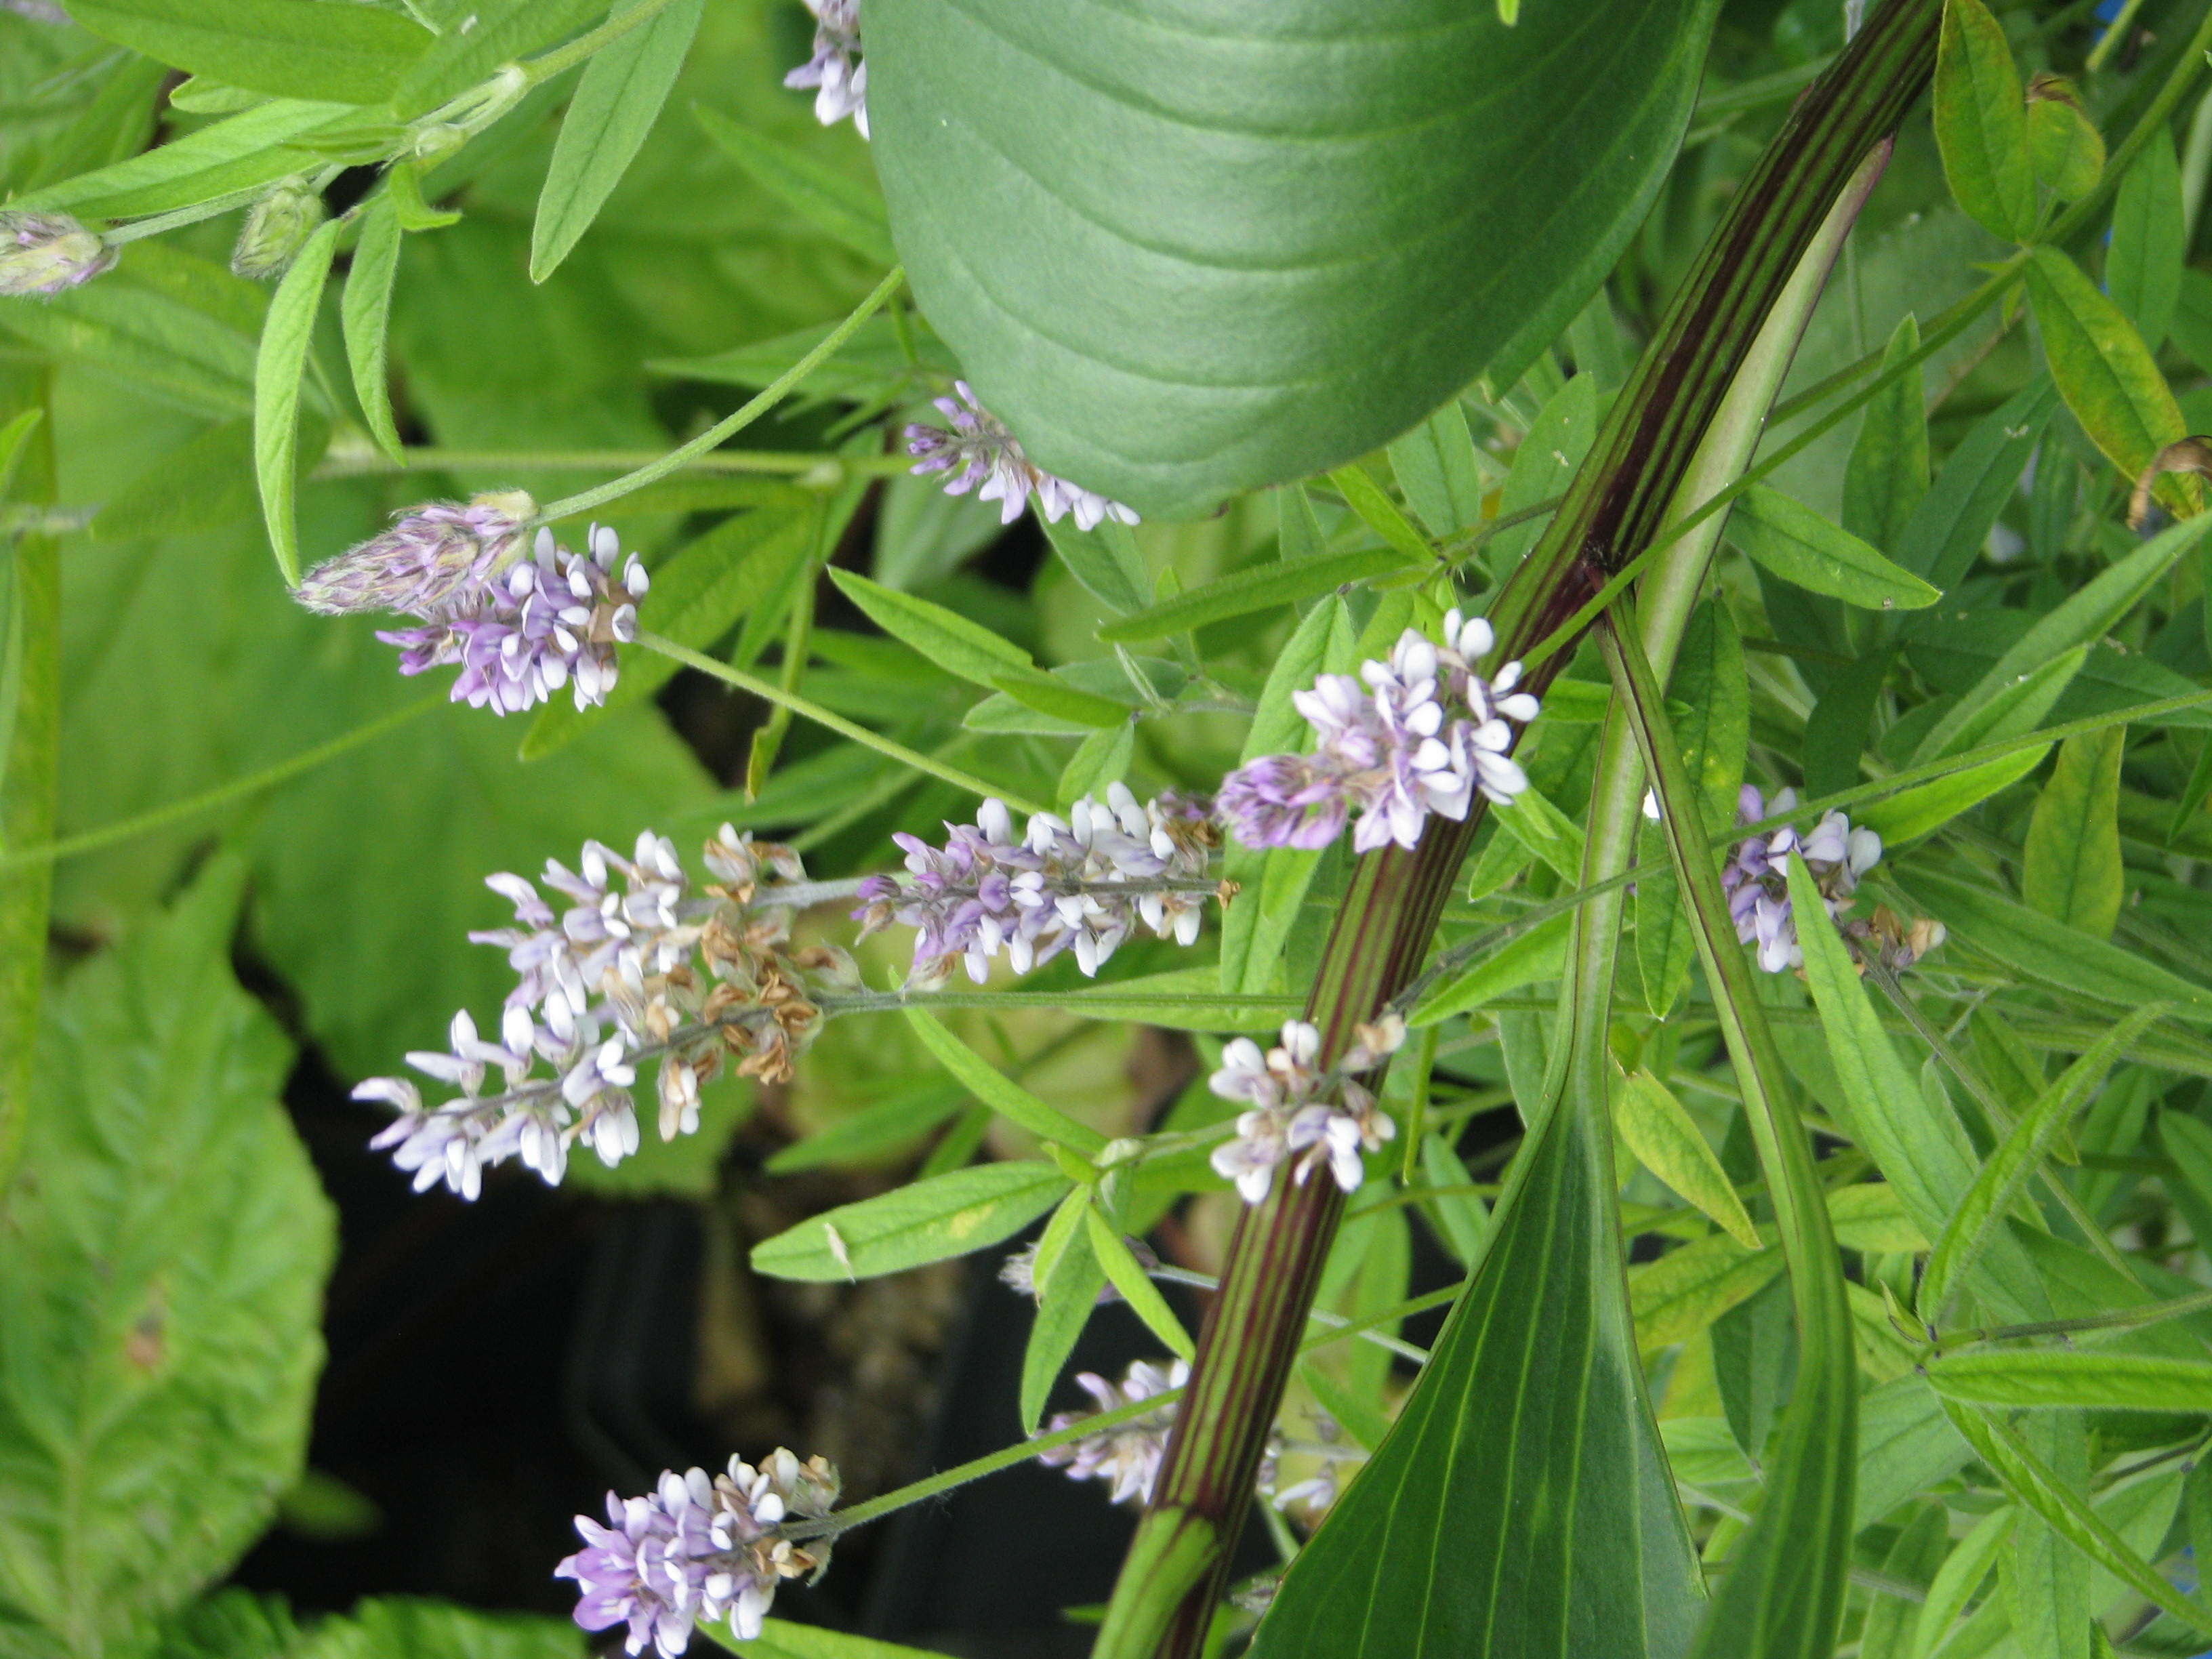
[1729,484,1940,611]
[62,0,432,104]
[253,214,342,586]
[2024,246,2187,499]
[1618,1067,1761,1248]
[1927,1351,2212,1413]
[749,1160,1071,1282]
[1933,0,2034,243]
[866,0,1721,516]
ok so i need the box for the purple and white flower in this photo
[1721,785,1883,972]
[0,209,115,296]
[557,1450,840,1654]
[853,784,1215,989]
[1207,1017,1401,1204]
[295,491,534,617]
[1038,1359,1189,1507]
[784,0,867,137]
[1218,609,1538,855]
[904,381,1139,531]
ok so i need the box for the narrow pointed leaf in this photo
[340,194,404,464]
[902,1008,1107,1153]
[1618,1067,1760,1248]
[1729,484,1941,610]
[2107,131,2184,351]
[252,214,341,586]
[2024,246,2186,496]
[749,1160,1071,1282]
[2021,729,2125,939]
[1927,1351,2212,1413]
[1933,0,2034,242]
[693,105,894,268]
[62,0,432,103]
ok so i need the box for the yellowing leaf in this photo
[1616,1067,1760,1248]
[2024,245,2188,503]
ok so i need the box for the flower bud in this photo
[230,178,327,280]
[294,490,535,617]
[0,211,116,298]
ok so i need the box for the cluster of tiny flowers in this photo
[557,1450,840,1655]
[905,381,1141,531]
[785,0,867,136]
[852,785,1218,989]
[1207,1017,1404,1206]
[296,495,647,716]
[0,209,115,297]
[1038,1359,1188,1507]
[1721,785,1883,972]
[357,829,841,1198]
[1217,611,1539,855]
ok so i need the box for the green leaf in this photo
[1895,869,2212,1023]
[1057,721,1136,812]
[867,0,1720,516]
[1933,0,2034,243]
[1418,1133,1490,1267]
[2106,129,2184,351]
[2026,92,2103,203]
[2022,728,2125,939]
[1041,516,1149,617]
[2023,245,2185,494]
[9,96,348,220]
[62,0,432,103]
[1729,483,1941,610]
[1328,466,1434,565]
[1486,372,1597,578]
[827,567,1031,688]
[902,1007,1108,1153]
[692,104,895,268]
[390,0,603,119]
[1616,1067,1759,1248]
[341,194,405,464]
[1843,314,1930,554]
[1093,547,1410,643]
[1893,377,2057,588]
[1936,1401,2212,1637]
[1856,745,2048,844]
[0,861,335,1655]
[530,0,705,283]
[1408,909,1572,1025]
[1928,1351,2212,1412]
[1020,1211,1105,1431]
[1630,1233,1782,1352]
[765,1081,964,1174]
[748,1160,1071,1282]
[1914,642,2087,765]
[988,667,1131,729]
[1387,400,1488,539]
[1917,1005,2157,1322]
[253,213,342,586]
[719,1620,956,1659]
[1911,1507,2013,1659]
[1085,1207,1193,1361]
[1249,1087,1702,1657]
[1864,1505,1952,1659]
[293,1597,583,1659]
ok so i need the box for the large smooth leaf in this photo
[0,862,336,1658]
[867,0,1721,516]
[62,0,432,104]
[1250,1083,1702,1659]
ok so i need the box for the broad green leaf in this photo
[2023,245,2186,495]
[0,862,335,1656]
[749,1160,1071,1282]
[2022,729,2125,939]
[1896,869,2212,1023]
[390,0,603,119]
[1388,400,1488,538]
[1936,1402,2212,1637]
[827,567,1031,688]
[1843,314,1930,554]
[1328,465,1433,564]
[1858,1376,1973,1532]
[2106,130,2184,351]
[293,1597,583,1659]
[63,0,432,104]
[1927,1350,2212,1412]
[1085,1207,1193,1361]
[867,0,1720,516]
[253,214,342,586]
[1250,1084,1702,1658]
[1093,547,1411,643]
[1912,508,2212,761]
[1729,483,1941,610]
[903,1007,1107,1153]
[531,0,705,283]
[9,97,348,220]
[1617,1067,1759,1248]
[341,194,405,464]
[1933,0,2034,243]
[1408,909,1571,1025]
[1893,377,2057,589]
[1917,1006,2156,1322]
[1487,372,1596,577]
[1041,516,1149,616]
[693,105,894,268]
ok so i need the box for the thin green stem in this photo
[634,630,1046,815]
[520,0,685,85]
[534,268,904,526]
[0,696,440,876]
[314,446,911,483]
[1936,1286,2212,1350]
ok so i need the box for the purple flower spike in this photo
[903,381,1139,531]
[1719,786,1885,972]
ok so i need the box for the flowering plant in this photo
[7,3,2212,1659]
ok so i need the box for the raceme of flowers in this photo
[1721,785,1882,973]
[357,828,846,1200]
[1218,610,1540,856]
[558,1450,840,1656]
[295,495,647,716]
[852,785,1218,989]
[0,209,116,297]
[905,380,1142,532]
[785,0,867,137]
[1208,1017,1404,1206]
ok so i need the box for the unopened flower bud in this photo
[295,491,535,617]
[230,178,327,279]
[0,211,116,298]
[411,122,468,162]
